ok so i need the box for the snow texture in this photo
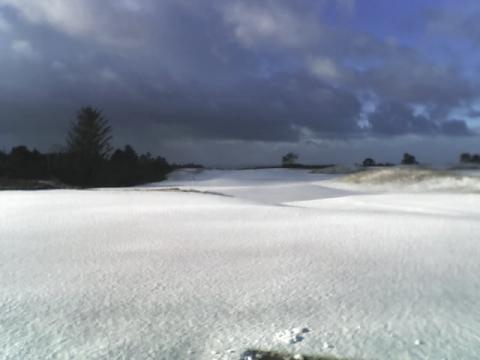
[1,167,480,359]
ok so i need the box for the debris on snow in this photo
[275,327,311,344]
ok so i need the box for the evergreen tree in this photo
[66,107,112,186]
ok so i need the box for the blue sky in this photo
[1,0,480,165]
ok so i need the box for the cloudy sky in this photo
[1,0,480,165]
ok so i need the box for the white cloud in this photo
[0,0,149,46]
[223,3,319,48]
[308,56,343,81]
[11,39,40,60]
[0,0,94,36]
[223,1,356,49]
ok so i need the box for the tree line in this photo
[0,107,173,188]
[460,153,480,164]
[281,152,419,168]
[362,153,418,167]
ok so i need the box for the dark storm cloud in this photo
[369,102,471,136]
[358,59,475,109]
[369,102,436,136]
[0,0,479,158]
[171,73,362,139]
[440,119,472,136]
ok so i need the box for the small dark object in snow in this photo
[240,349,350,360]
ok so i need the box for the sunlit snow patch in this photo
[329,166,480,193]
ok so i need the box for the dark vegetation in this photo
[284,164,336,170]
[0,177,62,191]
[280,152,419,170]
[360,153,417,167]
[362,158,395,167]
[0,106,172,189]
[281,153,334,169]
[240,349,352,360]
[460,152,480,164]
[401,153,418,165]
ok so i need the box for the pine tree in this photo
[66,107,112,186]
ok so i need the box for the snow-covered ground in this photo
[1,167,480,359]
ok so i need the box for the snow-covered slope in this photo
[145,168,353,204]
[1,168,480,359]
[326,167,480,193]
[150,167,480,201]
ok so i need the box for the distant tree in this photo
[401,153,418,165]
[67,107,112,160]
[282,152,299,167]
[460,153,472,163]
[472,154,480,163]
[362,158,376,167]
[66,107,112,186]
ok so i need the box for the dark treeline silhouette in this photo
[1,107,173,188]
[460,152,480,164]
[361,153,417,166]
[401,153,418,165]
[280,152,333,169]
[0,146,50,180]
[362,158,395,167]
[280,152,417,170]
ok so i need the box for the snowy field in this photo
[1,167,480,359]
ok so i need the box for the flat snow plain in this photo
[1,167,480,359]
